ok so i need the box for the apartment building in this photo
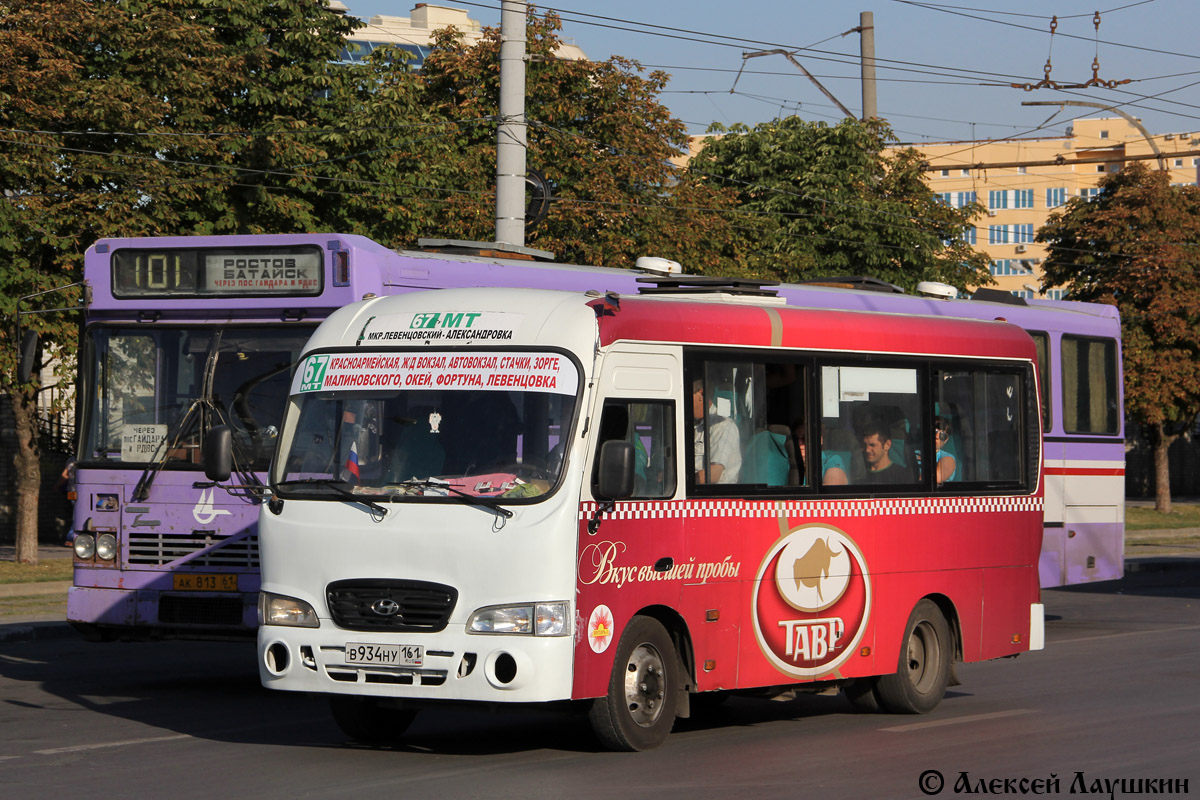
[331,2,586,67]
[914,117,1200,298]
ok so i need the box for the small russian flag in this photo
[344,441,360,484]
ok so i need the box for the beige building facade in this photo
[912,118,1200,298]
[331,3,586,66]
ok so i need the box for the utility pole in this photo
[858,12,877,120]
[495,1,527,247]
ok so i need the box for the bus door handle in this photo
[654,557,673,573]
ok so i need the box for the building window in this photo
[1046,187,1067,208]
[1080,187,1101,200]
[956,191,977,208]
[988,225,1009,245]
[988,190,1008,210]
[990,259,1032,277]
[1018,166,1028,174]
[1096,164,1107,172]
[1099,130,1109,139]
[960,169,970,177]
[1015,223,1035,243]
[936,192,952,206]
[940,169,950,177]
[1175,159,1184,168]
[1014,189,1034,209]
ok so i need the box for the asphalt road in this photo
[1,562,1197,800]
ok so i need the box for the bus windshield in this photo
[81,326,314,471]
[274,350,580,501]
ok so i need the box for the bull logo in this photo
[777,533,851,613]
[793,538,844,603]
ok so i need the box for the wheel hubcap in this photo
[907,621,939,694]
[623,642,667,727]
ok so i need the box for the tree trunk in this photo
[11,387,41,565]
[1152,422,1176,515]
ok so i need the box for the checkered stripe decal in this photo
[578,495,1043,521]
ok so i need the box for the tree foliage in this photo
[689,116,992,291]
[408,12,741,271]
[1038,162,1200,511]
[0,1,742,560]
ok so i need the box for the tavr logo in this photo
[193,488,232,525]
[753,524,871,679]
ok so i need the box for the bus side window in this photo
[591,400,676,499]
[935,368,1027,486]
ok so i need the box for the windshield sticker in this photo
[121,423,167,462]
[359,311,523,344]
[294,351,577,396]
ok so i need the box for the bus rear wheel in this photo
[876,599,952,714]
[588,615,679,751]
[329,696,417,745]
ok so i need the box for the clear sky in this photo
[339,1,1200,146]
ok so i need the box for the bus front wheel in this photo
[329,696,417,745]
[588,615,679,751]
[876,599,952,714]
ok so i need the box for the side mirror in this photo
[596,440,635,500]
[17,329,40,384]
[203,425,233,483]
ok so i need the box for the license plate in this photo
[344,642,424,667]
[173,573,238,592]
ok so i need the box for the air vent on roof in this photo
[970,287,1028,306]
[916,281,958,300]
[634,256,683,276]
[415,238,556,262]
[796,276,905,294]
[635,276,780,297]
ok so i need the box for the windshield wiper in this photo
[276,478,387,515]
[391,479,515,519]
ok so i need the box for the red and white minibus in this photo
[229,283,1044,750]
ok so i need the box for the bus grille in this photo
[326,579,457,632]
[127,532,260,568]
[159,595,245,627]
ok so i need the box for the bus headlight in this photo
[468,602,570,636]
[259,592,320,628]
[73,534,96,560]
[95,533,118,561]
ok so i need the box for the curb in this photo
[0,620,77,644]
[0,580,71,598]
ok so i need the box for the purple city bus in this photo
[68,234,1120,640]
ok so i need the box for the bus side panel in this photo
[677,508,769,693]
[573,507,684,700]
[980,566,1041,661]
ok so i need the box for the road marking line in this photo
[1052,624,1200,645]
[35,734,190,754]
[881,709,1035,732]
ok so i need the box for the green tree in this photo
[1,2,741,562]
[411,11,741,272]
[0,0,416,562]
[1038,162,1200,513]
[689,116,991,291]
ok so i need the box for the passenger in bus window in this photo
[860,421,908,483]
[792,419,848,486]
[693,379,741,484]
[934,416,958,484]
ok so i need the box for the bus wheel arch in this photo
[588,611,686,751]
[875,597,954,714]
